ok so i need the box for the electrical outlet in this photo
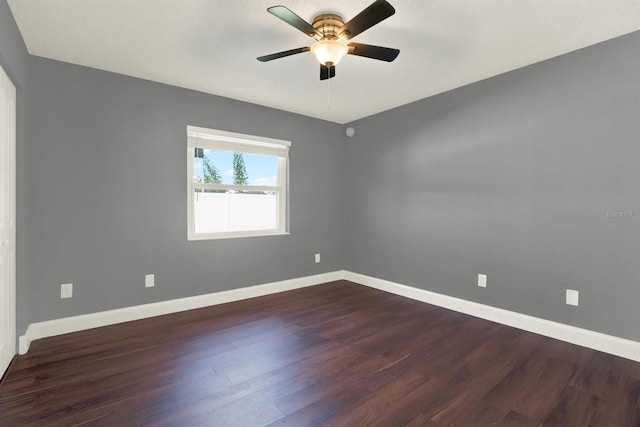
[315,254,321,263]
[145,274,155,288]
[60,283,73,299]
[566,289,579,306]
[477,274,487,288]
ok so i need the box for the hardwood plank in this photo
[1,280,639,426]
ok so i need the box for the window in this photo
[187,126,289,240]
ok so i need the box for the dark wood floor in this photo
[1,281,639,426]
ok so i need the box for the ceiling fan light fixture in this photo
[311,40,348,66]
[259,1,399,80]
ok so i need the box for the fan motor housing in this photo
[312,14,345,40]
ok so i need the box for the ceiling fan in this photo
[257,0,400,80]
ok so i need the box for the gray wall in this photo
[22,56,346,333]
[0,0,30,335]
[345,31,640,341]
[0,1,26,84]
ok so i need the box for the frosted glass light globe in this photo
[311,41,348,66]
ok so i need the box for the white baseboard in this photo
[18,270,640,363]
[344,271,640,362]
[18,271,343,355]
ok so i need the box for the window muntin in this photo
[187,126,289,240]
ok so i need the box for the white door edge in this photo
[0,62,16,378]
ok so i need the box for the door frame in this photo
[0,62,16,377]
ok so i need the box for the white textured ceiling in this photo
[8,0,640,123]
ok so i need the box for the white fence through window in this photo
[193,192,277,233]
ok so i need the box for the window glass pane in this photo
[193,189,278,234]
[193,148,278,186]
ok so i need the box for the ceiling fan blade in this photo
[257,46,310,62]
[347,43,399,62]
[338,0,396,40]
[320,64,328,80]
[268,6,321,39]
[320,64,336,80]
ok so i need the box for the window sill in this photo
[188,230,289,241]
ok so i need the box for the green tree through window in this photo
[233,153,249,186]
[202,155,222,184]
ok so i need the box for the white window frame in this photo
[187,125,290,240]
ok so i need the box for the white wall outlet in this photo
[145,274,155,288]
[60,283,73,299]
[315,253,321,264]
[566,289,579,306]
[477,274,487,288]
